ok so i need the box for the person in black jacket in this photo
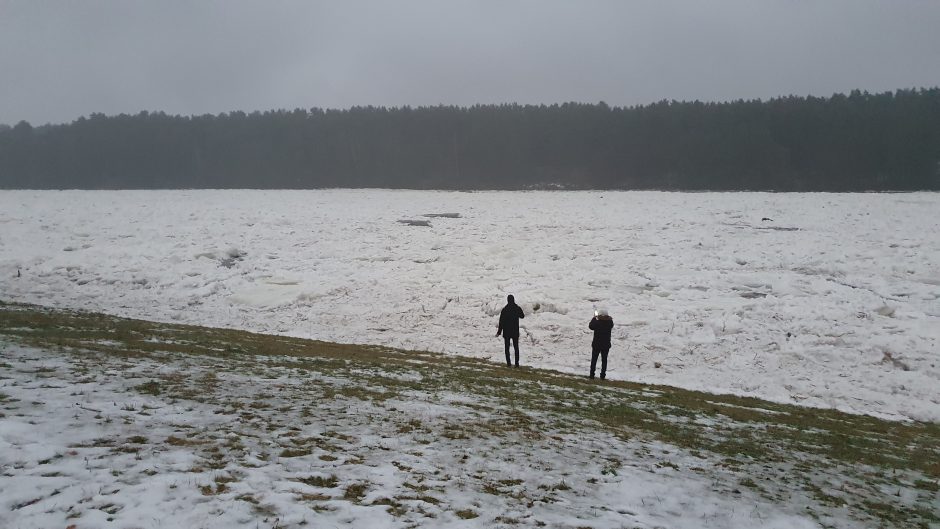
[589,309,614,379]
[496,294,525,367]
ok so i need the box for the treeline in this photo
[1,88,939,190]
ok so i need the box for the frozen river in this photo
[1,189,938,421]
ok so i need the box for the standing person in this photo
[496,294,525,367]
[589,309,614,380]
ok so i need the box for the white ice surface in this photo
[1,190,938,421]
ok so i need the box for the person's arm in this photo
[517,306,525,319]
[589,317,597,330]
[496,313,503,336]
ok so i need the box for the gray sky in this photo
[2,0,939,126]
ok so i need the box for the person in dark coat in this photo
[589,309,614,379]
[496,294,525,367]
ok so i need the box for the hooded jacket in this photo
[589,315,614,348]
[498,300,525,339]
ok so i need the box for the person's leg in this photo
[600,348,609,380]
[504,337,512,366]
[590,346,599,378]
[512,337,520,367]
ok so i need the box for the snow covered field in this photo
[1,190,938,422]
[5,307,935,529]
[0,341,826,529]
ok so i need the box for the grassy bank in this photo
[1,300,937,528]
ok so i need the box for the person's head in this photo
[594,308,609,318]
[507,294,515,304]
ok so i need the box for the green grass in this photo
[279,448,310,458]
[2,299,939,528]
[343,483,368,502]
[294,475,339,488]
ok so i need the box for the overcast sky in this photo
[2,1,939,126]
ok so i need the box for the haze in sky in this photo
[2,0,939,126]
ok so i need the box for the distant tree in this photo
[1,89,938,190]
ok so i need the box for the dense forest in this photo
[1,88,938,191]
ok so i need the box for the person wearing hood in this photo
[496,294,525,367]
[589,309,614,380]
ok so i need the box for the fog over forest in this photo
[2,88,938,191]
